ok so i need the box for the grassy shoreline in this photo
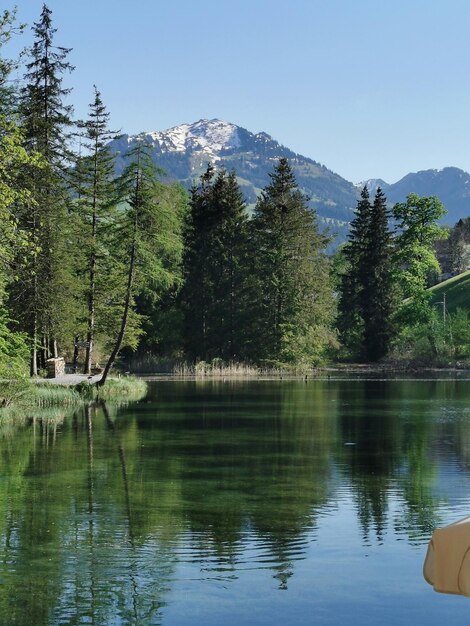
[0,376,148,409]
[2,362,469,411]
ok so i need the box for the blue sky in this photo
[8,0,470,183]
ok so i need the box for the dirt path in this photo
[37,373,103,386]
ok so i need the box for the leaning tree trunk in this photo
[98,206,138,387]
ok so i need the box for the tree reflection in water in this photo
[0,379,468,623]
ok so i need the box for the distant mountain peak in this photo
[357,178,390,195]
[108,119,470,246]
[109,118,358,245]
[128,118,242,163]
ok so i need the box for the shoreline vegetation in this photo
[126,355,470,377]
[0,376,148,409]
[1,6,469,415]
[2,361,469,411]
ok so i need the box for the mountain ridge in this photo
[109,118,359,239]
[108,119,470,239]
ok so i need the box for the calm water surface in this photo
[2,379,470,624]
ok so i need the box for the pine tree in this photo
[181,166,249,361]
[337,186,371,358]
[215,171,249,360]
[12,4,75,375]
[338,187,397,361]
[362,188,396,360]
[181,164,216,360]
[73,86,119,374]
[249,157,334,365]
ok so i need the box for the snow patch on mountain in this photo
[128,118,241,162]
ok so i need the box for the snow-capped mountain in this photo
[109,120,470,241]
[140,119,242,162]
[109,119,359,238]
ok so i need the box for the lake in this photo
[2,378,470,624]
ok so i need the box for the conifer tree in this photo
[214,171,249,360]
[12,4,75,374]
[99,143,183,384]
[74,86,119,374]
[249,157,334,365]
[362,188,396,360]
[181,166,249,361]
[338,187,397,361]
[0,9,42,377]
[181,164,215,360]
[337,186,371,357]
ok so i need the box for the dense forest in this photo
[1,5,469,382]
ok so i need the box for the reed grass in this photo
[28,383,82,407]
[75,376,148,402]
[171,360,314,378]
[125,353,318,378]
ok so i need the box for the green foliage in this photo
[248,158,335,365]
[337,187,397,361]
[393,193,447,327]
[337,186,370,357]
[0,10,42,299]
[0,310,29,380]
[72,87,120,373]
[99,144,184,383]
[447,308,470,359]
[27,383,82,407]
[391,305,470,365]
[76,376,147,401]
[182,166,249,361]
[361,188,397,360]
[0,310,29,407]
[11,4,77,374]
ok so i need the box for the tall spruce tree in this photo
[181,166,248,361]
[13,4,75,374]
[338,187,397,361]
[181,163,216,360]
[249,157,334,365]
[337,186,371,357]
[74,87,119,374]
[362,188,396,360]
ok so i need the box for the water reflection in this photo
[0,381,469,623]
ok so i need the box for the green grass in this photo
[74,376,148,402]
[30,383,82,407]
[0,380,82,409]
[0,376,148,412]
[429,270,470,314]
